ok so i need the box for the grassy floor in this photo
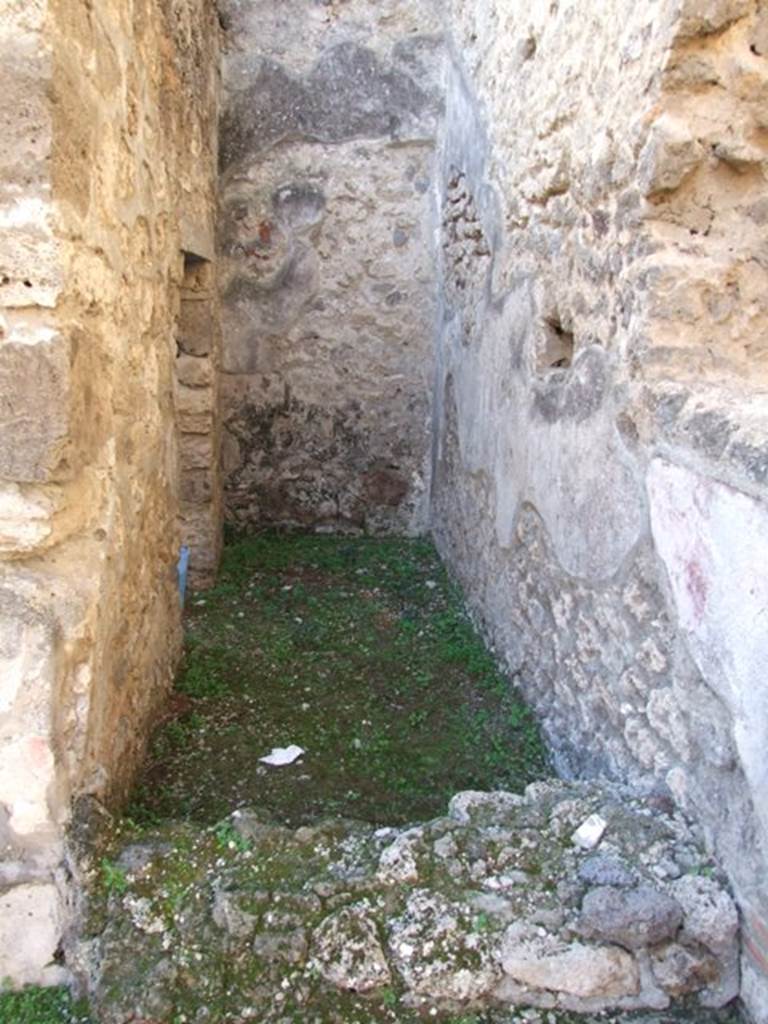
[0,987,90,1024]
[129,532,549,828]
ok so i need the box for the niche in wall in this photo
[537,314,575,371]
[174,251,222,588]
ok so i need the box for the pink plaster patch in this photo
[27,736,54,773]
[684,558,709,622]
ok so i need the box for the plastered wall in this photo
[431,2,768,1018]
[0,0,219,984]
[218,0,443,535]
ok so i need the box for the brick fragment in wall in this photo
[178,299,215,356]
[176,383,214,434]
[176,353,213,388]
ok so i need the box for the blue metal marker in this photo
[177,545,190,608]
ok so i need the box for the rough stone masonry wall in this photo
[218,0,443,535]
[430,2,768,1020]
[0,0,219,985]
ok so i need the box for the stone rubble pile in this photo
[72,780,740,1023]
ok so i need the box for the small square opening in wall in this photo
[537,315,574,371]
[182,249,212,291]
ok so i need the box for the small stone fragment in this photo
[448,790,525,827]
[253,929,308,964]
[377,827,423,884]
[578,853,636,888]
[571,814,607,850]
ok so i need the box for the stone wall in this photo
[0,0,219,985]
[176,254,223,588]
[430,2,768,1019]
[218,0,443,535]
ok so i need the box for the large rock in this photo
[500,923,640,1000]
[388,890,500,1003]
[312,903,391,993]
[580,885,683,949]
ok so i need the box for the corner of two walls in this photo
[0,0,221,986]
[431,1,768,1018]
[217,0,443,536]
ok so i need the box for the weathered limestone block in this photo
[176,382,214,434]
[672,0,752,39]
[179,433,216,472]
[0,333,71,482]
[312,903,391,992]
[638,114,704,196]
[580,885,683,950]
[0,483,55,555]
[176,352,213,388]
[178,298,215,357]
[180,468,214,507]
[0,882,65,988]
[500,925,639,1001]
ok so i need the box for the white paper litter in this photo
[259,745,305,767]
[571,813,607,850]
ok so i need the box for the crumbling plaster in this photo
[218,0,443,534]
[431,2,768,1019]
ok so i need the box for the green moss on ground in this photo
[129,532,550,827]
[0,987,91,1024]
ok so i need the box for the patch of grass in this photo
[99,857,129,896]
[130,532,550,827]
[0,986,91,1024]
[213,820,251,853]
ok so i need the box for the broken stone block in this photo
[178,300,215,356]
[580,884,684,949]
[312,904,390,992]
[176,352,213,388]
[669,874,740,1006]
[651,941,720,997]
[578,853,637,888]
[448,789,525,827]
[388,889,500,1002]
[376,826,424,884]
[500,923,640,1000]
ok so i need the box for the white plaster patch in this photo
[0,483,54,553]
[0,883,65,987]
[648,458,768,844]
[0,735,56,837]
